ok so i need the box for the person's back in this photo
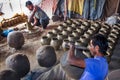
[80,56,108,80]
[34,6,49,20]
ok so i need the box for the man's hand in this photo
[33,5,38,12]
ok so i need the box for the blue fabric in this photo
[82,0,105,20]
[80,56,108,80]
[1,29,14,37]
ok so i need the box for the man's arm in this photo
[67,44,86,68]
[32,17,38,26]
[28,6,38,23]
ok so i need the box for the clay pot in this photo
[36,45,56,67]
[50,38,61,50]
[79,37,89,47]
[107,37,116,44]
[71,23,77,28]
[5,53,30,78]
[60,51,87,79]
[62,30,69,36]
[52,28,60,34]
[111,30,119,35]
[0,69,20,80]
[82,50,91,58]
[40,36,51,45]
[66,19,72,25]
[62,22,68,26]
[75,40,85,47]
[7,31,24,50]
[62,39,69,51]
[57,33,65,40]
[87,29,94,35]
[80,24,88,31]
[76,28,84,35]
[68,34,76,42]
[47,32,55,38]
[67,26,73,32]
[83,21,90,27]
[57,24,64,31]
[83,32,91,39]
[72,31,79,37]
[108,34,118,39]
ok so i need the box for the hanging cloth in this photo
[67,0,84,15]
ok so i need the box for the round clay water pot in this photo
[57,33,65,40]
[7,31,24,50]
[67,26,73,32]
[74,21,81,26]
[113,25,120,31]
[57,24,64,31]
[62,30,69,36]
[108,34,118,40]
[107,37,116,44]
[36,45,56,67]
[40,36,51,45]
[87,29,94,35]
[106,48,113,56]
[5,53,30,78]
[112,27,120,32]
[62,39,69,51]
[52,28,60,34]
[75,40,85,47]
[68,34,76,42]
[60,51,87,79]
[90,26,96,31]
[71,23,77,28]
[50,38,61,50]
[83,21,90,27]
[47,32,55,38]
[93,22,100,28]
[79,37,89,47]
[62,22,68,26]
[80,24,88,31]
[76,28,84,35]
[83,32,91,39]
[82,50,91,58]
[72,30,79,37]
[66,19,72,25]
[0,69,20,80]
[111,30,119,35]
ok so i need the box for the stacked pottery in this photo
[62,39,69,51]
[50,38,61,50]
[40,36,51,45]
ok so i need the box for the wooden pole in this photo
[115,0,120,13]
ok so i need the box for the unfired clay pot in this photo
[5,53,30,78]
[7,31,24,50]
[36,45,56,67]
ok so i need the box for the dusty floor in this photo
[0,21,64,71]
[0,21,120,77]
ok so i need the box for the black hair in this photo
[91,34,108,55]
[25,1,33,7]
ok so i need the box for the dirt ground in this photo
[0,21,64,71]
